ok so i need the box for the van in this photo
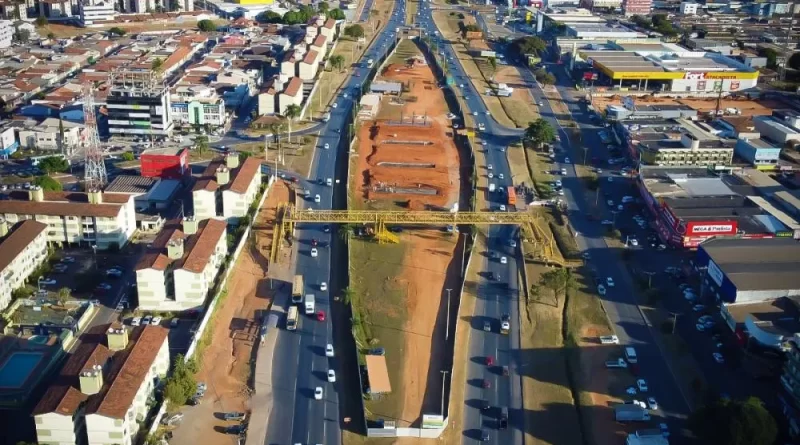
[624,347,638,364]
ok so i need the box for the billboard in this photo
[686,221,737,236]
[598,67,760,81]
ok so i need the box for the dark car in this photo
[222,412,246,421]
[225,424,246,435]
[481,430,490,441]
[481,400,490,410]
[499,407,508,429]
[322,225,331,233]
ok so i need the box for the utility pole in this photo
[642,271,656,289]
[440,370,450,416]
[445,288,452,340]
[671,312,679,334]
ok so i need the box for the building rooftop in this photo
[105,175,158,195]
[136,218,226,273]
[227,157,261,195]
[283,76,302,97]
[33,324,168,418]
[725,297,800,337]
[0,191,130,218]
[0,220,47,274]
[701,237,800,291]
[141,146,187,157]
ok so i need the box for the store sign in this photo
[684,72,706,80]
[707,259,724,287]
[609,70,759,81]
[688,222,737,235]
[775,231,793,237]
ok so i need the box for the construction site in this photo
[591,94,784,118]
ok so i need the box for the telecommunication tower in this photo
[82,82,107,190]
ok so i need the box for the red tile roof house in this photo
[278,77,303,115]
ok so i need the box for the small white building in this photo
[299,49,320,81]
[171,85,227,127]
[17,118,83,151]
[0,219,48,310]
[79,1,117,26]
[278,77,303,116]
[192,153,262,223]
[0,20,13,49]
[680,1,699,14]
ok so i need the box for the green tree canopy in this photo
[510,36,546,56]
[194,135,209,154]
[122,151,135,161]
[525,118,556,148]
[317,1,329,12]
[327,8,345,20]
[688,397,777,445]
[151,57,164,72]
[197,19,216,32]
[760,48,779,69]
[164,355,197,405]
[108,26,127,36]
[37,156,70,174]
[330,54,345,72]
[259,10,282,23]
[33,175,63,192]
[34,16,47,27]
[344,24,365,39]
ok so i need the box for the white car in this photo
[320,282,328,291]
[481,140,487,146]
[487,164,493,170]
[314,194,321,203]
[561,169,567,175]
[606,277,615,287]
[500,256,507,264]
[629,239,638,246]
[446,113,456,119]
[558,189,565,196]
[537,101,544,106]
[607,200,614,207]
[608,176,614,182]
[142,315,153,325]
[324,143,330,150]
[692,304,705,312]
[626,386,638,395]
[636,379,648,392]
[131,317,142,326]
[488,173,494,179]
[332,103,338,108]
[564,157,571,164]
[472,111,478,116]
[696,323,707,332]
[555,180,562,187]
[328,369,336,382]
[713,352,724,363]
[597,284,606,296]
[499,205,506,211]
[151,316,162,326]
[326,343,335,357]
[499,174,504,180]
[647,397,658,410]
[509,240,517,248]
[314,387,323,400]
[310,248,318,258]
[39,279,57,286]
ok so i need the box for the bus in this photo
[507,187,516,206]
[292,275,304,304]
[286,306,299,331]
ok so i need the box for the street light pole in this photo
[445,288,452,340]
[440,370,450,416]
[642,271,656,289]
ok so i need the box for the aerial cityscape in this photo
[2,0,800,444]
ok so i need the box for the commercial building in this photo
[580,50,759,92]
[79,1,117,26]
[192,153,262,223]
[33,324,170,445]
[17,118,83,151]
[622,0,652,15]
[637,166,779,248]
[565,23,644,39]
[0,189,137,250]
[735,138,782,170]
[579,0,623,9]
[135,217,227,311]
[607,103,697,121]
[139,147,189,180]
[0,124,19,158]
[753,112,800,147]
[630,118,735,166]
[535,8,605,34]
[0,219,48,311]
[106,71,173,138]
[106,175,182,212]
[170,86,227,128]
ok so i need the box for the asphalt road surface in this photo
[261,4,408,445]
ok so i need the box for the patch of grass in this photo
[406,0,419,25]
[350,238,409,422]
[506,142,532,187]
[522,143,555,199]
[244,133,318,178]
[386,38,421,66]
[545,211,580,261]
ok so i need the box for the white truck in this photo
[605,358,628,369]
[489,183,496,193]
[304,294,316,314]
[599,335,619,344]
[367,59,374,68]
[615,404,651,422]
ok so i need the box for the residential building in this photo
[135,217,227,311]
[257,81,279,116]
[0,219,48,310]
[17,118,83,151]
[310,34,329,58]
[170,86,227,127]
[139,147,189,180]
[622,0,652,15]
[280,49,302,77]
[319,18,337,40]
[278,77,303,115]
[0,189,137,250]
[679,1,699,14]
[106,71,174,137]
[298,49,320,80]
[0,2,27,20]
[79,1,117,26]
[782,337,800,438]
[735,138,782,170]
[33,324,170,445]
[0,19,12,48]
[41,0,77,19]
[192,153,261,222]
[211,68,260,109]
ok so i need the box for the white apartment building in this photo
[0,219,48,310]
[79,1,117,26]
[135,217,227,311]
[278,77,303,115]
[192,154,262,223]
[680,1,699,14]
[0,189,136,250]
[33,324,170,445]
[17,118,83,151]
[0,20,13,49]
[170,86,227,127]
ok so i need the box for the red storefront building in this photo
[140,147,189,180]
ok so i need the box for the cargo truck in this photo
[615,404,650,422]
[304,294,316,314]
[507,187,516,206]
[287,306,299,331]
[292,275,304,304]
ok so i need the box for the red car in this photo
[486,356,494,366]
[316,311,326,321]
[483,379,491,388]
[311,238,319,247]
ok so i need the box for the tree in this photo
[327,8,345,20]
[317,1,329,13]
[164,355,197,406]
[35,16,47,27]
[151,57,164,72]
[487,57,497,80]
[284,104,302,146]
[259,10,282,23]
[538,268,576,306]
[194,135,209,154]
[169,0,180,10]
[47,32,55,39]
[541,73,556,85]
[510,36,546,56]
[34,175,63,192]
[197,19,216,32]
[37,156,70,174]
[524,118,556,148]
[56,287,71,305]
[344,24,365,39]
[108,26,127,36]
[122,151,135,161]
[330,54,345,72]
[14,28,30,43]
[688,397,777,445]
[760,48,779,69]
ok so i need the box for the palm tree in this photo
[330,54,345,73]
[284,104,302,146]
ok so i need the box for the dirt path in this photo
[171,182,284,445]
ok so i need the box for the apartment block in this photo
[33,324,169,445]
[79,1,117,26]
[0,188,136,250]
[106,71,173,137]
[0,19,12,49]
[135,217,227,311]
[0,219,48,310]
[192,153,262,223]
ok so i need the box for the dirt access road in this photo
[170,181,289,445]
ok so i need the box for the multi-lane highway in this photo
[261,4,408,445]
